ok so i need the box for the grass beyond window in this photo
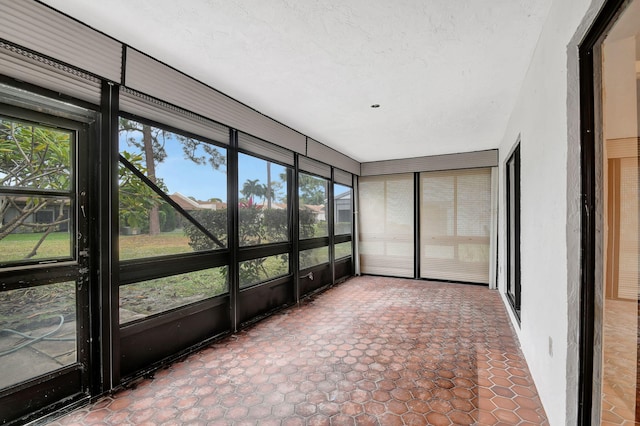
[0,232,71,263]
[120,267,228,324]
[0,230,200,263]
[119,229,195,260]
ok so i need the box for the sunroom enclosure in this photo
[0,79,356,423]
[0,2,502,424]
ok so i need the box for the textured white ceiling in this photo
[42,0,552,162]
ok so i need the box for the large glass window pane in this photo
[0,196,72,264]
[119,118,227,260]
[119,168,219,260]
[334,184,352,236]
[299,173,328,239]
[359,174,414,277]
[119,267,228,324]
[238,153,288,246]
[0,117,74,266]
[300,246,329,270]
[239,254,289,288]
[0,281,76,389]
[335,241,352,260]
[0,118,72,191]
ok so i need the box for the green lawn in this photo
[1,231,349,323]
[120,267,228,322]
[119,228,197,260]
[335,241,352,259]
[1,231,351,268]
[0,229,197,263]
[0,232,71,263]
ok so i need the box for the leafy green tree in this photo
[266,180,284,203]
[184,206,313,286]
[0,119,71,258]
[279,172,326,205]
[299,174,327,205]
[241,178,265,204]
[119,118,226,235]
[118,151,161,231]
[120,119,165,235]
[184,209,228,251]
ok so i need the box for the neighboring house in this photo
[169,192,226,211]
[0,196,70,233]
[334,190,351,222]
[269,202,287,210]
[299,191,350,228]
[300,204,325,222]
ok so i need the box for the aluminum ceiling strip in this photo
[119,87,230,146]
[306,138,360,176]
[333,169,353,187]
[299,156,331,179]
[238,132,294,166]
[0,42,101,104]
[360,149,499,176]
[0,0,122,83]
[125,48,306,155]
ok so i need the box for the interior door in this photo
[0,103,93,424]
[597,2,640,422]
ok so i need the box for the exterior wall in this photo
[496,0,606,424]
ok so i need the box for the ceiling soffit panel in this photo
[0,0,122,83]
[119,87,231,146]
[0,41,102,104]
[361,150,498,176]
[299,156,332,179]
[307,138,360,176]
[125,48,306,155]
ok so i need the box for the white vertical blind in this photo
[616,156,639,299]
[420,168,492,283]
[359,174,414,277]
[489,167,499,289]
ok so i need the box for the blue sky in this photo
[119,129,287,202]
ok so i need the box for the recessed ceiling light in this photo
[371,104,380,108]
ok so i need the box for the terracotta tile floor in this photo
[600,298,638,425]
[49,276,548,425]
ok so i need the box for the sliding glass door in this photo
[358,169,494,284]
[420,168,492,284]
[358,174,414,277]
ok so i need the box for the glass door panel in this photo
[359,174,414,278]
[0,280,77,389]
[0,101,92,423]
[420,168,492,284]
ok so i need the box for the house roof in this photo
[169,193,226,211]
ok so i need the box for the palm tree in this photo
[241,179,265,204]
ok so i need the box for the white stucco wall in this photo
[496,0,607,424]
